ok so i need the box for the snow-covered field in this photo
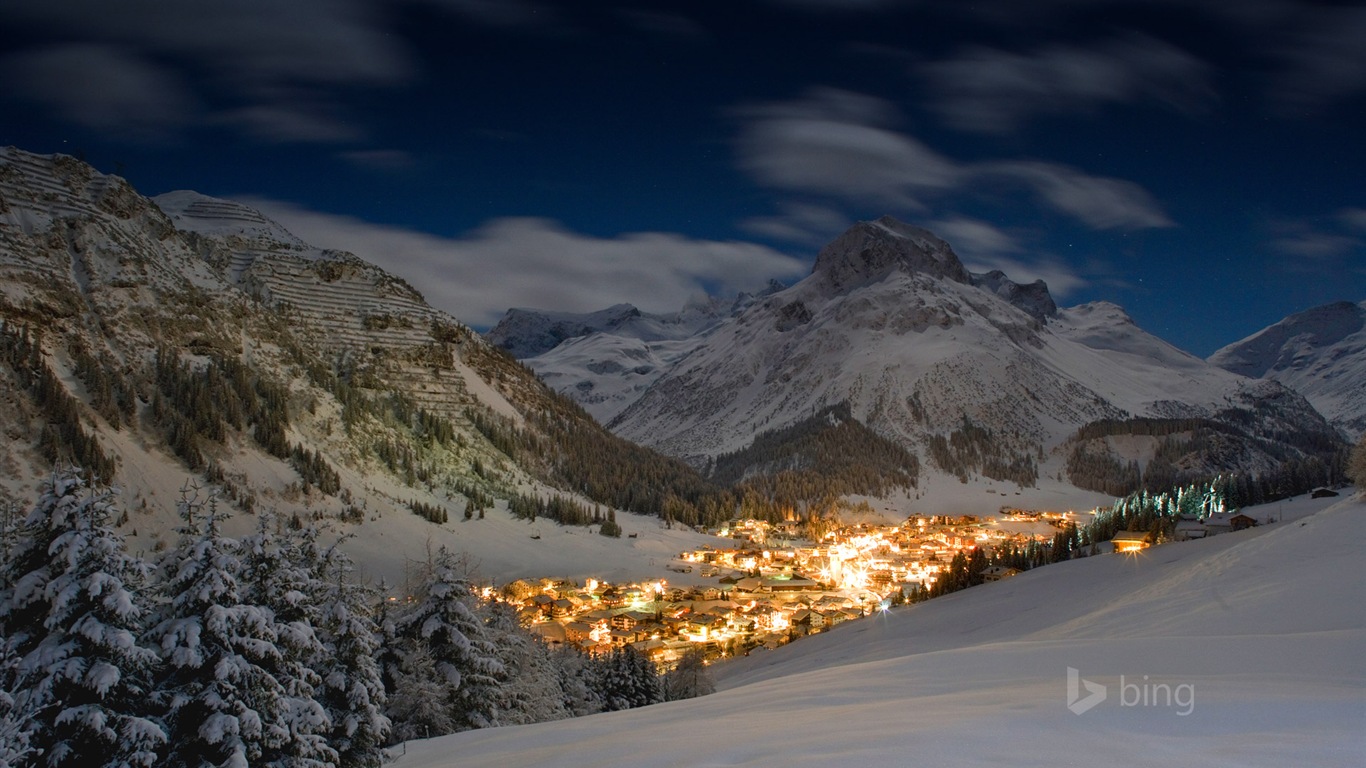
[391,492,1366,768]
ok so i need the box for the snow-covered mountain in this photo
[392,493,1366,768]
[486,285,781,423]
[597,218,1336,487]
[0,146,724,586]
[1208,300,1366,440]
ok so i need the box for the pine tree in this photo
[0,637,36,767]
[0,470,165,768]
[552,647,604,717]
[148,489,289,768]
[600,646,661,711]
[237,517,335,768]
[384,645,452,742]
[390,548,505,733]
[481,602,568,726]
[313,546,390,767]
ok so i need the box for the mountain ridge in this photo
[1208,300,1366,440]
[493,216,1345,499]
[0,146,739,585]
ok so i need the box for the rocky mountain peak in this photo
[969,270,1057,323]
[811,216,970,294]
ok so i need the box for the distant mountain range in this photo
[491,216,1352,496]
[1208,300,1365,441]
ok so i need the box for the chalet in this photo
[563,620,598,644]
[630,639,670,662]
[982,565,1021,582]
[682,615,725,642]
[1204,513,1258,536]
[834,608,862,623]
[1111,531,1151,553]
[530,593,555,614]
[791,608,827,632]
[1173,518,1208,541]
[609,612,641,631]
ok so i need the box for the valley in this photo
[0,145,1361,768]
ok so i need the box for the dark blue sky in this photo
[2,0,1363,355]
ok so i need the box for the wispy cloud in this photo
[975,161,1174,230]
[740,203,852,246]
[1338,207,1366,233]
[240,199,809,327]
[0,0,556,145]
[733,88,1173,231]
[733,88,960,209]
[920,34,1214,134]
[1267,209,1366,274]
[1269,4,1366,110]
[926,217,1022,258]
[0,44,197,139]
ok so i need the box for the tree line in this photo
[0,323,116,481]
[926,415,1038,487]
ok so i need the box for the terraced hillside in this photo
[0,147,721,574]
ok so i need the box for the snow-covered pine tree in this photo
[391,547,505,733]
[0,469,166,768]
[0,637,35,768]
[237,516,335,768]
[662,647,715,702]
[551,646,604,718]
[481,602,568,726]
[313,543,390,767]
[148,489,289,768]
[384,643,452,743]
[600,645,661,711]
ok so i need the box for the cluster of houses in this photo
[500,513,1062,666]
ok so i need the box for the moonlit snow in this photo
[392,492,1365,768]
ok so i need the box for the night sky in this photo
[2,0,1363,356]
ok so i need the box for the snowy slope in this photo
[392,493,1366,768]
[523,333,707,423]
[606,217,1331,474]
[486,288,781,423]
[1208,300,1366,439]
[486,300,723,360]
